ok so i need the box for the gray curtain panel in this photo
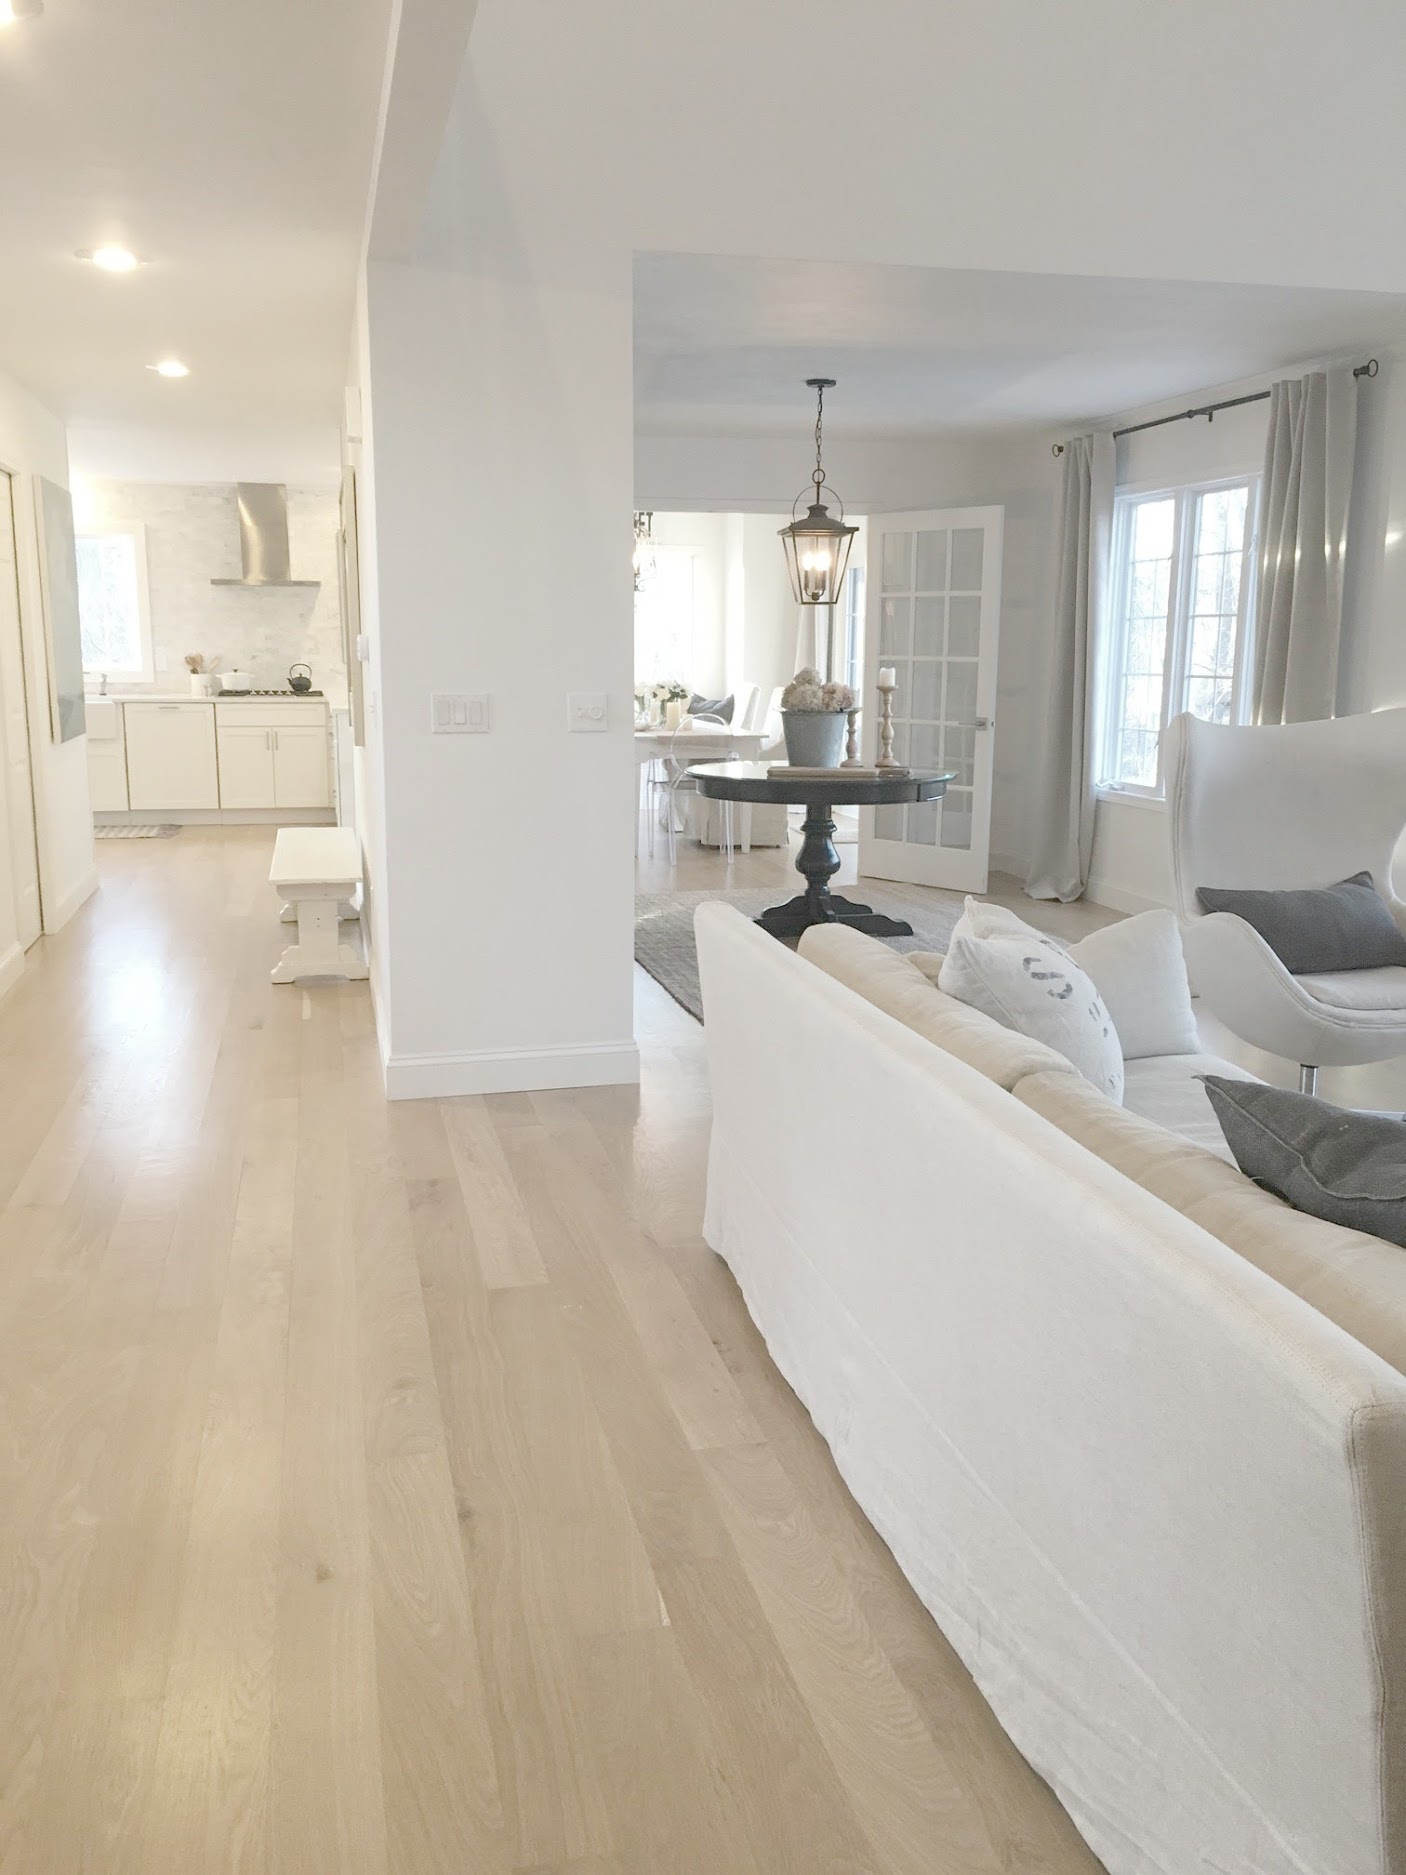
[1253,367,1358,725]
[1025,432,1115,902]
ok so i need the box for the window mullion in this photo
[1154,492,1190,792]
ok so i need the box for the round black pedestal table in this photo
[689,760,952,940]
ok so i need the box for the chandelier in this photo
[632,511,656,593]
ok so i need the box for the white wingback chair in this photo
[1164,707,1406,1091]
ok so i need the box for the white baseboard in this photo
[1084,876,1170,916]
[44,866,99,933]
[0,940,25,1002]
[383,1038,641,1101]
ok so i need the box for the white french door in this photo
[0,472,41,948]
[859,505,1002,894]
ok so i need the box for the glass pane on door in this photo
[879,530,980,853]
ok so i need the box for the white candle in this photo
[665,698,683,729]
[878,666,896,689]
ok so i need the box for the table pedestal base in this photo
[755,892,913,941]
[754,802,914,942]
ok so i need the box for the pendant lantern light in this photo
[778,378,857,607]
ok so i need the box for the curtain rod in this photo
[1050,357,1379,457]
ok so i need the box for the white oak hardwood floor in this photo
[0,826,1112,1874]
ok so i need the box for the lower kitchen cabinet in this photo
[214,704,330,810]
[87,738,130,811]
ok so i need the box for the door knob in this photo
[974,715,993,730]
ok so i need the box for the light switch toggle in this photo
[568,692,608,732]
[432,693,489,733]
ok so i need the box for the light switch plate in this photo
[568,692,608,732]
[432,692,489,733]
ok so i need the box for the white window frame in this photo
[76,521,154,683]
[632,542,696,690]
[1098,472,1260,801]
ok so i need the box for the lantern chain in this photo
[813,382,826,494]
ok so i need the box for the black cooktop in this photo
[225,688,325,697]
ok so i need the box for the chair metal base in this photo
[1299,1065,1319,1097]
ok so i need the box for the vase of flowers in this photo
[780,669,855,767]
[635,678,689,728]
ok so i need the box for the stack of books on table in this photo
[766,764,910,779]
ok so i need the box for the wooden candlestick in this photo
[875,682,899,768]
[840,707,862,767]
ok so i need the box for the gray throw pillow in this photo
[1202,1075,1406,1247]
[688,692,734,725]
[1195,871,1406,974]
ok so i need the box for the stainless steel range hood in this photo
[210,483,320,588]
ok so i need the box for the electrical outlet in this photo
[568,692,608,732]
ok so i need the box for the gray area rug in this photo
[635,883,970,1022]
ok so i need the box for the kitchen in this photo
[79,478,356,828]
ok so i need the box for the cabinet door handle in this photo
[272,729,279,752]
[265,729,271,751]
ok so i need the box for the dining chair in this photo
[663,714,734,864]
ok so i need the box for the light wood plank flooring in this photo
[0,826,1109,1874]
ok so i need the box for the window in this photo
[633,545,695,687]
[76,526,152,680]
[1100,476,1258,795]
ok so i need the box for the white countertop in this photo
[93,691,331,705]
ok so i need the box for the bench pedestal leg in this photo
[272,895,368,983]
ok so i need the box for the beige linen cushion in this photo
[1015,1067,1406,1377]
[799,924,1076,1091]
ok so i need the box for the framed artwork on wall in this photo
[34,477,86,743]
[339,464,365,747]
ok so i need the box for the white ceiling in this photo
[0,0,390,475]
[635,255,1406,439]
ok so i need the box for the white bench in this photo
[269,827,367,984]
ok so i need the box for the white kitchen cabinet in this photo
[215,724,276,809]
[88,739,130,811]
[272,726,330,809]
[124,702,219,810]
[86,700,129,811]
[214,703,330,810]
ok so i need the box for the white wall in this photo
[79,480,345,699]
[0,368,96,938]
[357,0,1406,1093]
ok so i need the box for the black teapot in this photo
[288,663,313,694]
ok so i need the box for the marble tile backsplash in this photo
[86,481,346,700]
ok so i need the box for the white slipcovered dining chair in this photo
[1164,707,1406,1092]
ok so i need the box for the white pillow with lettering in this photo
[938,905,1124,1102]
[946,897,1199,1063]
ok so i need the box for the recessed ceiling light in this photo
[0,0,44,24]
[148,359,190,379]
[79,245,141,273]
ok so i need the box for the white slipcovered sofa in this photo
[695,900,1406,1875]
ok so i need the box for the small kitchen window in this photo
[76,524,154,682]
